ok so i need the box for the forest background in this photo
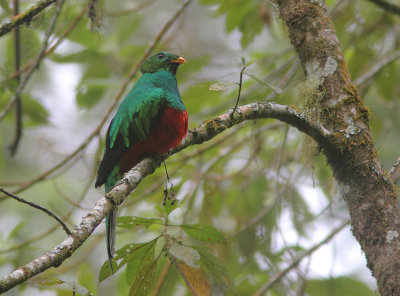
[0,0,400,295]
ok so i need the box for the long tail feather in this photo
[106,208,117,273]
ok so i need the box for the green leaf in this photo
[239,8,264,48]
[40,278,65,286]
[182,81,222,113]
[209,82,237,91]
[305,276,375,296]
[194,246,232,286]
[225,2,251,33]
[128,259,157,296]
[0,86,6,99]
[40,278,92,296]
[76,83,107,109]
[204,1,264,48]
[65,17,100,49]
[375,61,399,101]
[22,94,50,126]
[50,49,102,64]
[126,240,157,284]
[169,242,200,268]
[246,61,255,67]
[117,216,164,229]
[181,224,226,243]
[76,61,110,109]
[199,0,220,5]
[0,0,11,13]
[347,48,375,79]
[8,221,26,240]
[115,14,142,45]
[99,241,157,283]
[98,258,119,283]
[165,199,179,216]
[6,29,41,65]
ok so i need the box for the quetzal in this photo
[95,52,188,270]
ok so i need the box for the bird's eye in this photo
[157,53,165,59]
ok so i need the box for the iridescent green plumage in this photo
[95,52,188,271]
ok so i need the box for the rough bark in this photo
[0,0,57,37]
[277,1,400,295]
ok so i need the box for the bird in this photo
[95,52,188,271]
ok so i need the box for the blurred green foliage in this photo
[0,0,399,295]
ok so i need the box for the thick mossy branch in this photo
[0,102,329,293]
[110,102,332,205]
[0,0,57,37]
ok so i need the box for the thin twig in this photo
[162,160,174,205]
[354,50,400,87]
[265,58,300,101]
[123,161,184,209]
[6,5,87,82]
[0,188,71,235]
[252,220,349,296]
[0,223,60,254]
[9,0,22,156]
[0,0,57,37]
[366,0,400,15]
[106,0,157,16]
[203,124,280,182]
[231,63,247,117]
[0,172,95,254]
[0,0,65,126]
[0,0,193,201]
[53,182,90,210]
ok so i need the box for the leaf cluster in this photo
[98,203,231,296]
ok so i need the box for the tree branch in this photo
[5,5,86,82]
[277,1,400,295]
[0,173,94,254]
[0,0,57,37]
[0,102,331,293]
[106,0,156,16]
[365,0,400,15]
[9,0,22,156]
[0,0,65,130]
[253,220,349,296]
[353,50,400,87]
[0,188,71,235]
[0,0,193,200]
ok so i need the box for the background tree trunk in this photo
[278,1,400,295]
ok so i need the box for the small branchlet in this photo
[231,57,253,117]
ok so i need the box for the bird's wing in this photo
[95,87,166,188]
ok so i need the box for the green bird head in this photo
[140,52,186,75]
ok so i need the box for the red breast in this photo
[119,107,188,174]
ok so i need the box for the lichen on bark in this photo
[277,1,400,295]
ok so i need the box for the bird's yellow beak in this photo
[171,57,186,64]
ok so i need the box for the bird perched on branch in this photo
[95,52,188,270]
